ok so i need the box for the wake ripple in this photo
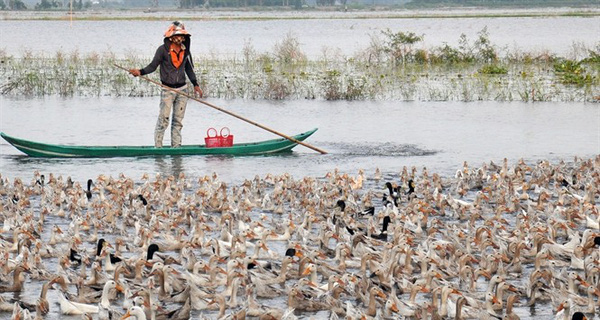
[325,142,438,157]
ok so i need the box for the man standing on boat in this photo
[129,21,203,148]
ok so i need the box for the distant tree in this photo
[8,0,27,9]
[316,0,331,5]
[35,0,60,9]
[35,0,48,8]
[0,0,6,9]
[178,0,201,7]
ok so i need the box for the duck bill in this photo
[480,270,492,279]
[120,310,132,320]
[301,268,312,276]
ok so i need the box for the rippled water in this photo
[2,96,599,183]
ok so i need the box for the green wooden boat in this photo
[0,129,318,158]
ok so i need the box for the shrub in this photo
[479,64,508,75]
[474,27,498,63]
[381,29,424,65]
[433,43,462,64]
[273,33,306,65]
[322,69,342,100]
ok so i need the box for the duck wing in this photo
[59,291,99,315]
[167,297,191,320]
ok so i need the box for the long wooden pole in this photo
[114,64,327,154]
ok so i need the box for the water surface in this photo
[1,12,599,318]
[1,97,599,319]
[1,96,598,183]
[1,15,598,59]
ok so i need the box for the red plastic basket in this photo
[205,127,234,148]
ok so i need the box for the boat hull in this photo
[0,129,318,158]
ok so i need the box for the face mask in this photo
[171,36,184,45]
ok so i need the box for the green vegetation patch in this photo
[1,30,598,102]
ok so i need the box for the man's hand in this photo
[129,69,141,77]
[194,86,203,98]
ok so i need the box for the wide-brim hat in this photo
[164,21,190,38]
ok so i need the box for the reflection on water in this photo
[154,156,185,178]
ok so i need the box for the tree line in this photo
[1,0,598,10]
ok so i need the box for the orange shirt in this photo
[170,43,185,69]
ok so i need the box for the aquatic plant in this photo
[432,44,463,64]
[0,33,598,102]
[582,45,600,64]
[479,64,508,75]
[380,29,424,65]
[553,58,595,86]
[265,74,293,100]
[322,69,342,100]
[473,27,498,63]
[273,32,307,65]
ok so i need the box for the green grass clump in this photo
[553,58,595,86]
[479,64,508,75]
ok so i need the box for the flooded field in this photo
[1,9,599,320]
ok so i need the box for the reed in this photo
[1,31,598,101]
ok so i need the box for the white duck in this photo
[98,280,125,319]
[58,291,99,315]
[121,306,147,320]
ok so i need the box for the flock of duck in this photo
[0,155,599,320]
